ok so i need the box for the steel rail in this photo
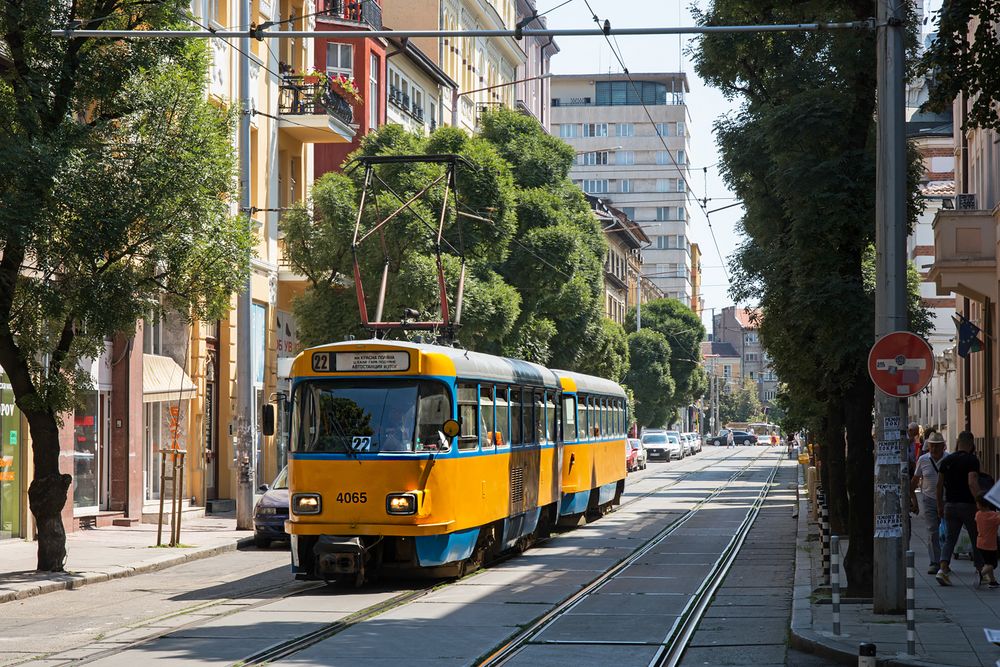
[52,21,873,39]
[477,449,779,666]
[649,455,783,666]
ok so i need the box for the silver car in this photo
[641,431,673,462]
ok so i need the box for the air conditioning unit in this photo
[956,193,978,210]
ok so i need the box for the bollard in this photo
[831,535,841,636]
[858,642,877,667]
[906,550,915,655]
[821,502,831,585]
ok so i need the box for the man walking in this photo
[911,432,946,574]
[936,431,984,586]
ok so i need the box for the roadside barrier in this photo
[820,494,830,585]
[906,550,915,655]
[858,642,877,667]
[831,534,841,635]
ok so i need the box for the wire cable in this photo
[580,0,732,285]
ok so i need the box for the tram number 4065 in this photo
[336,492,367,504]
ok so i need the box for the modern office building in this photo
[550,72,693,302]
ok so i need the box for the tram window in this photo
[588,397,598,438]
[480,385,495,448]
[534,391,545,443]
[457,384,478,451]
[520,387,532,445]
[617,401,623,435]
[495,386,510,446]
[546,393,556,442]
[415,388,451,452]
[600,398,607,436]
[511,387,523,445]
[562,396,576,441]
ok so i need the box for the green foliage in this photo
[719,379,764,426]
[0,3,251,418]
[285,107,610,372]
[625,298,707,413]
[921,0,1000,131]
[624,330,675,428]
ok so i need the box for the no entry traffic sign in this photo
[867,332,933,398]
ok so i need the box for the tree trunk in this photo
[843,374,875,595]
[24,409,70,572]
[821,404,849,536]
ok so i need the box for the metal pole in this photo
[174,452,186,546]
[235,0,255,531]
[156,450,167,547]
[873,0,908,614]
[905,550,915,655]
[832,534,841,636]
[636,275,642,331]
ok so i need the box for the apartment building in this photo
[549,73,693,302]
[712,306,779,409]
[513,0,559,129]
[382,0,526,132]
[385,36,458,134]
[690,242,704,317]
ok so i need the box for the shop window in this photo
[73,392,100,510]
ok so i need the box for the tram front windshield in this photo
[292,380,452,454]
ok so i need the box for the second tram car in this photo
[276,340,628,584]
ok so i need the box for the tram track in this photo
[476,448,782,667]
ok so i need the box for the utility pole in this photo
[636,274,642,331]
[235,0,254,530]
[873,0,908,614]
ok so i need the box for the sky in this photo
[543,0,944,328]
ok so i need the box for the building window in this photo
[582,179,608,194]
[655,122,670,136]
[618,150,635,165]
[677,179,686,192]
[677,149,687,165]
[620,179,633,193]
[559,123,578,138]
[595,80,670,106]
[723,365,732,378]
[621,207,635,219]
[655,150,671,165]
[581,151,609,166]
[656,179,671,193]
[370,53,379,129]
[678,206,686,220]
[617,123,635,137]
[655,207,671,221]
[583,123,608,137]
[326,43,354,77]
[677,121,686,136]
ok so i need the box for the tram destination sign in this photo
[313,351,411,373]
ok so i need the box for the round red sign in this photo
[867,332,934,398]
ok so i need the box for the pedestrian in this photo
[922,426,938,455]
[935,430,985,586]
[976,494,1000,588]
[907,422,921,474]
[910,431,946,574]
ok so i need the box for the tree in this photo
[0,2,252,570]
[625,298,707,413]
[623,330,675,428]
[693,0,927,594]
[921,0,1000,131]
[283,109,610,371]
[718,379,763,426]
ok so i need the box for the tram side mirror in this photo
[441,419,460,439]
[262,404,275,437]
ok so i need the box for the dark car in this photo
[730,430,758,446]
[253,466,289,548]
[707,429,734,446]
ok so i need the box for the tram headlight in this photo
[386,493,417,515]
[291,493,322,515]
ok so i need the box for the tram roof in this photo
[553,369,627,398]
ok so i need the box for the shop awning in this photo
[143,354,197,403]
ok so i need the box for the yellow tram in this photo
[278,339,628,583]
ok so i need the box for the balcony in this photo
[277,76,356,143]
[317,0,382,30]
[928,208,998,301]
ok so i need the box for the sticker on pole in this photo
[875,513,903,538]
[875,440,901,465]
[867,332,933,398]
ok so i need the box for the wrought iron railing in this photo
[278,76,354,127]
[318,0,382,30]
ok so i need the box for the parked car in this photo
[666,430,686,455]
[665,434,684,459]
[641,431,672,462]
[730,430,758,446]
[707,429,735,446]
[625,439,639,472]
[629,438,647,470]
[253,465,289,548]
[686,432,703,453]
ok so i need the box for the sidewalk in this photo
[791,471,1000,666]
[0,512,253,604]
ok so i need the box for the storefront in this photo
[0,369,22,540]
[142,354,196,500]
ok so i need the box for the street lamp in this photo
[451,72,553,127]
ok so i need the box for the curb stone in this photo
[787,471,956,667]
[0,536,255,604]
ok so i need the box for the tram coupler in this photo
[314,536,367,579]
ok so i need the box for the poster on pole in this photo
[875,513,903,538]
[876,440,901,466]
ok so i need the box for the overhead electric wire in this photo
[181,10,285,81]
[580,0,731,285]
